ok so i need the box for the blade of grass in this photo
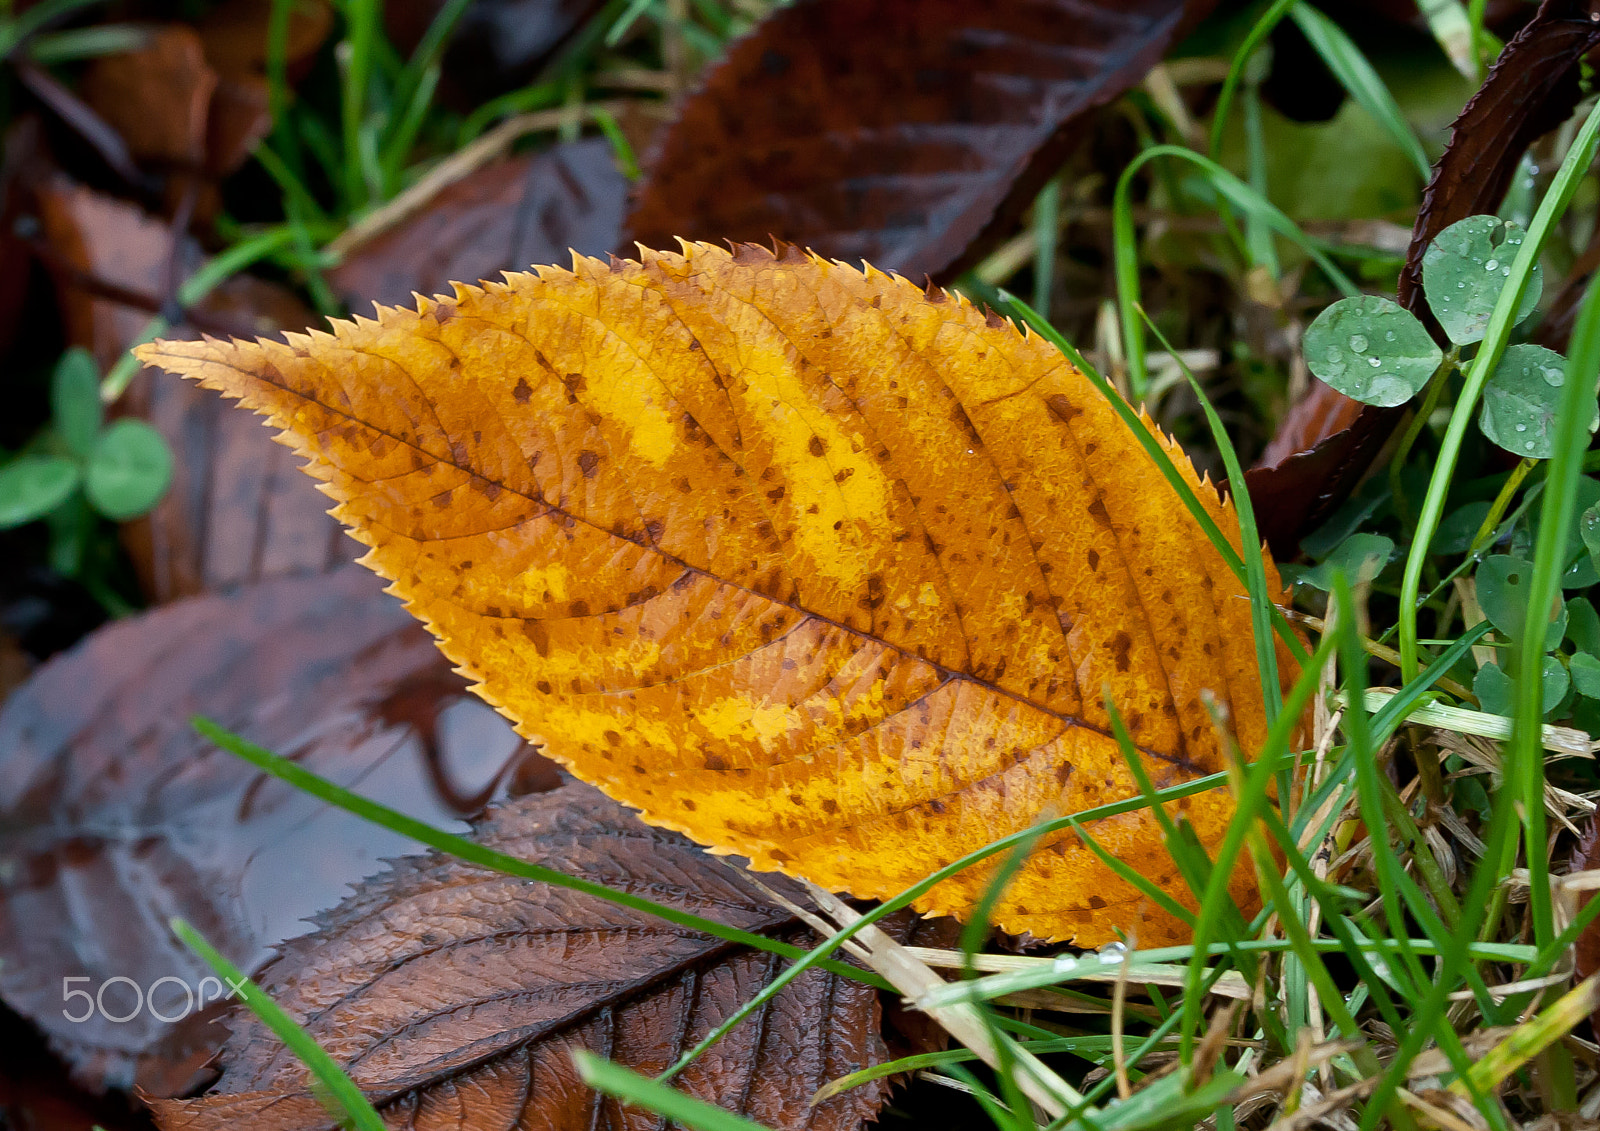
[574,1052,779,1131]
[189,716,889,990]
[1207,0,1296,161]
[1138,309,1282,730]
[1032,177,1062,314]
[1397,97,1600,680]
[1175,628,1336,1059]
[102,226,302,401]
[171,917,385,1131]
[1288,3,1431,181]
[655,758,1290,1085]
[1515,272,1600,953]
[1240,61,1279,281]
[338,0,381,209]
[1112,145,1357,400]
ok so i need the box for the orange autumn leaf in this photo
[134,242,1299,946]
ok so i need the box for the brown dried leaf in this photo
[625,0,1214,280]
[0,567,534,1095]
[329,138,627,311]
[154,780,948,1131]
[1245,0,1600,555]
[79,26,216,169]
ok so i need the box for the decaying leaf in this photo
[0,566,533,1095]
[626,0,1214,280]
[135,242,1300,946]
[155,780,948,1131]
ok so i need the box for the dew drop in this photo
[1384,331,1396,341]
[1348,334,1369,353]
[1543,366,1564,386]
[1502,266,1511,277]
[1516,423,1527,432]
[1365,356,1380,367]
[1526,441,1536,451]
[1457,282,1466,289]
[1099,941,1128,958]
[1485,259,1499,272]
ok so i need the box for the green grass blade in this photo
[171,917,385,1131]
[1176,629,1335,1053]
[338,0,382,209]
[1515,272,1600,951]
[1113,144,1357,400]
[1207,0,1296,161]
[1138,309,1282,729]
[1398,97,1600,679]
[1288,3,1432,180]
[1032,177,1062,314]
[104,227,301,401]
[575,1051,779,1131]
[190,716,888,990]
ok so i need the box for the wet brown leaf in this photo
[329,138,627,311]
[154,780,949,1131]
[625,0,1214,281]
[1245,0,1600,556]
[0,567,535,1095]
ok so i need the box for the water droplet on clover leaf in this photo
[1485,259,1499,271]
[1367,357,1381,367]
[1348,334,1368,352]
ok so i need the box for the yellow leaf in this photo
[135,242,1301,945]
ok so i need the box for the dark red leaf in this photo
[1245,0,1600,557]
[625,0,1214,281]
[0,567,536,1095]
[153,779,951,1131]
[329,138,627,311]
